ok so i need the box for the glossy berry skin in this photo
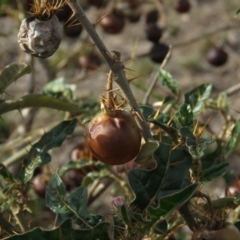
[191,223,240,240]
[145,23,162,43]
[86,110,141,165]
[100,13,125,34]
[175,0,191,14]
[206,47,228,67]
[149,43,169,63]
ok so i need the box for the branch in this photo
[67,0,152,141]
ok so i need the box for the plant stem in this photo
[178,202,198,231]
[67,0,152,141]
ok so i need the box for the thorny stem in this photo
[67,0,152,141]
[106,70,114,110]
[178,202,198,231]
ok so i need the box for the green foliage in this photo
[0,63,31,94]
[225,119,240,156]
[18,119,77,184]
[159,69,180,96]
[46,173,108,231]
[128,142,193,210]
[184,84,212,114]
[0,94,82,115]
[3,219,110,240]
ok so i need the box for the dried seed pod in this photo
[18,0,63,58]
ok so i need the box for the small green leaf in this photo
[45,173,66,213]
[178,103,193,126]
[159,69,179,95]
[138,105,156,120]
[184,84,212,114]
[180,127,209,158]
[235,7,240,16]
[0,63,31,93]
[225,120,240,156]
[43,77,76,100]
[18,119,77,183]
[0,94,82,115]
[0,163,14,182]
[200,162,229,182]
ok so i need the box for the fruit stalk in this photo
[67,0,152,141]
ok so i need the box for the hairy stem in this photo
[67,0,152,141]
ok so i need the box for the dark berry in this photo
[100,13,125,34]
[56,4,72,22]
[145,23,163,43]
[145,9,159,24]
[78,53,102,71]
[149,43,169,63]
[175,0,191,14]
[206,47,228,67]
[64,21,83,38]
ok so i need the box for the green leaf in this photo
[134,140,159,164]
[138,105,156,120]
[58,159,102,176]
[0,63,31,93]
[235,7,240,16]
[0,94,82,115]
[225,120,240,156]
[146,184,199,227]
[178,103,193,126]
[128,142,192,210]
[180,127,209,158]
[45,173,66,212]
[200,162,229,182]
[18,119,77,184]
[43,77,76,100]
[46,173,104,228]
[3,219,111,240]
[0,163,14,182]
[159,69,179,95]
[184,84,212,114]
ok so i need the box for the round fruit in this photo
[149,43,169,63]
[100,13,125,34]
[191,223,240,240]
[32,173,49,198]
[145,23,163,43]
[145,9,159,24]
[86,110,141,165]
[206,47,228,67]
[78,53,102,71]
[175,0,191,14]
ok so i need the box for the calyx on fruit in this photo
[18,0,63,58]
[86,71,142,165]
